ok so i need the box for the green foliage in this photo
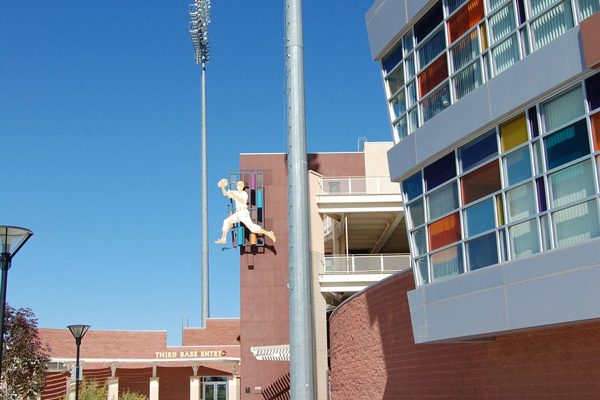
[120,390,148,400]
[1,305,50,400]
[77,380,107,400]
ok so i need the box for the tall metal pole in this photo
[189,0,211,327]
[285,0,315,398]
[74,338,81,400]
[0,255,9,381]
[201,61,209,323]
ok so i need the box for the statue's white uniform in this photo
[222,190,262,233]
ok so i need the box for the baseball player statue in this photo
[215,178,276,245]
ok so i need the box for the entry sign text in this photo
[154,350,227,359]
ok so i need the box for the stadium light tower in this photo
[189,0,211,326]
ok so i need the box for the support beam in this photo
[370,213,405,254]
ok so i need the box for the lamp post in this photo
[189,0,211,327]
[68,324,90,400]
[0,226,33,381]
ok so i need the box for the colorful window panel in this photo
[386,64,405,95]
[489,3,516,44]
[528,107,540,138]
[554,200,600,248]
[414,1,444,43]
[425,152,457,190]
[504,146,532,186]
[408,199,425,228]
[422,83,451,122]
[428,182,459,220]
[542,86,584,132]
[418,29,447,69]
[452,30,480,71]
[544,119,590,170]
[592,113,600,151]
[510,219,541,258]
[419,55,448,97]
[549,160,595,208]
[586,73,600,111]
[447,0,484,43]
[431,245,464,280]
[458,130,498,172]
[464,197,496,237]
[382,42,403,74]
[531,1,574,50]
[402,171,423,201]
[461,160,501,204]
[466,232,498,270]
[507,182,536,222]
[448,0,469,14]
[428,212,461,251]
[500,114,528,151]
[578,0,600,20]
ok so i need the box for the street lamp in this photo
[189,0,211,327]
[0,225,33,380]
[68,324,90,400]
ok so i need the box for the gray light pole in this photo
[0,226,33,382]
[189,0,211,326]
[285,0,316,398]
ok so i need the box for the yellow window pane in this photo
[500,114,528,151]
[496,194,505,226]
[480,23,488,50]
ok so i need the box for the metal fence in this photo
[320,176,400,195]
[321,254,411,274]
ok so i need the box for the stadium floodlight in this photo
[189,0,211,327]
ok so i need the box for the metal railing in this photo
[321,254,411,274]
[320,176,400,195]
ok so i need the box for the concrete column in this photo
[190,376,201,400]
[107,377,119,400]
[228,376,240,400]
[67,379,75,400]
[149,377,159,400]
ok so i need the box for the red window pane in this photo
[428,212,461,251]
[447,0,484,43]
[592,113,600,151]
[418,55,448,97]
[461,160,501,205]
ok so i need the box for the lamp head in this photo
[68,325,91,341]
[0,226,33,259]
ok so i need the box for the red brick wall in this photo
[329,270,600,399]
[157,367,191,400]
[40,329,167,359]
[238,153,365,399]
[117,368,152,397]
[183,318,240,346]
[41,372,69,400]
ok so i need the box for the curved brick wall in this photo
[329,270,600,399]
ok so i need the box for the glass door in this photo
[203,382,227,400]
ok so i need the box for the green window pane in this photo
[510,218,540,258]
[507,182,536,222]
[531,1,574,49]
[542,86,584,132]
[415,257,429,285]
[386,64,405,94]
[549,159,595,208]
[492,34,520,75]
[530,0,561,16]
[390,90,407,119]
[554,200,600,248]
[579,0,600,20]
[464,198,496,237]
[489,3,516,44]
[454,60,483,100]
[413,227,427,256]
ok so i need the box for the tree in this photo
[1,305,49,400]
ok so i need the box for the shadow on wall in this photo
[261,370,290,400]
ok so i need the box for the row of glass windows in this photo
[401,72,600,286]
[382,0,600,143]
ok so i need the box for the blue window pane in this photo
[382,42,403,74]
[458,130,498,172]
[464,198,495,237]
[505,146,532,186]
[467,233,498,270]
[418,29,446,69]
[544,120,590,170]
[408,198,425,227]
[425,152,457,190]
[414,1,444,43]
[402,172,423,201]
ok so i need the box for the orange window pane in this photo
[592,113,600,151]
[500,114,528,152]
[461,160,501,205]
[447,0,484,43]
[428,212,461,251]
[418,55,448,97]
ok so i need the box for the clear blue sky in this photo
[0,1,390,345]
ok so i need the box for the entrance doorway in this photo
[203,377,227,400]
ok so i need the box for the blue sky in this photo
[0,1,390,344]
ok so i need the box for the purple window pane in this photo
[528,106,539,138]
[425,152,457,191]
[414,1,444,43]
[536,178,547,212]
[586,72,600,111]
[516,0,526,24]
